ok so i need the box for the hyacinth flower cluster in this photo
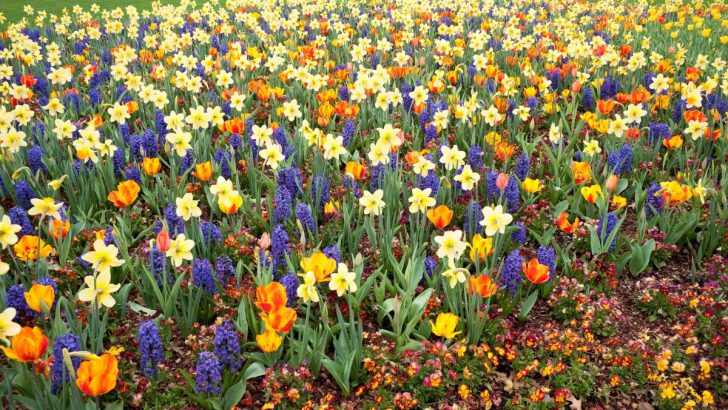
[0,0,726,408]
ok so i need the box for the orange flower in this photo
[156,227,171,252]
[300,252,337,283]
[255,282,288,313]
[50,219,71,240]
[260,306,297,334]
[1,326,48,362]
[494,141,514,161]
[107,180,140,207]
[345,161,367,180]
[125,101,139,115]
[221,118,245,134]
[13,235,54,261]
[24,283,55,312]
[141,157,161,175]
[571,161,592,184]
[522,258,550,284]
[426,205,453,229]
[256,329,282,352]
[556,212,580,234]
[192,161,213,181]
[75,353,119,397]
[597,99,616,115]
[467,275,498,298]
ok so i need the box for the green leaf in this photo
[519,290,539,318]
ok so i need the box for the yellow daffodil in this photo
[329,263,357,297]
[166,234,195,267]
[78,270,121,308]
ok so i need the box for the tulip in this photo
[522,178,543,193]
[345,162,367,180]
[260,306,297,334]
[192,161,213,181]
[426,205,454,229]
[1,326,49,362]
[255,282,288,313]
[468,234,493,262]
[467,275,498,298]
[219,193,243,214]
[141,157,161,175]
[107,180,140,207]
[24,283,55,312]
[300,252,337,283]
[571,162,592,184]
[258,232,271,250]
[556,212,580,234]
[606,175,619,192]
[50,219,71,240]
[496,173,509,190]
[14,235,54,261]
[156,226,171,252]
[522,258,550,284]
[580,184,603,204]
[75,353,119,396]
[430,312,461,339]
[256,329,282,352]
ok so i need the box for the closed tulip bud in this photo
[259,232,271,250]
[496,173,510,190]
[606,175,619,192]
[156,228,171,253]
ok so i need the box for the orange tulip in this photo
[467,275,498,298]
[597,99,616,115]
[255,282,288,313]
[426,205,453,229]
[606,175,619,192]
[345,162,367,180]
[494,141,515,161]
[1,326,48,362]
[107,180,140,207]
[141,157,161,175]
[192,161,213,181]
[522,258,550,284]
[556,212,580,234]
[75,353,119,397]
[24,283,55,312]
[571,161,592,184]
[663,135,683,150]
[13,235,54,261]
[50,219,71,240]
[260,306,297,334]
[156,226,171,252]
[256,328,282,352]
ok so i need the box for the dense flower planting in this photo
[0,0,727,408]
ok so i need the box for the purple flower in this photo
[274,186,293,223]
[295,203,315,233]
[195,352,223,394]
[215,255,235,281]
[279,272,299,306]
[537,245,556,281]
[645,183,664,219]
[192,259,217,294]
[500,250,523,296]
[138,320,164,377]
[15,180,36,209]
[515,153,530,180]
[598,212,618,251]
[271,224,289,269]
[9,206,34,235]
[511,221,527,244]
[214,321,241,370]
[51,334,81,394]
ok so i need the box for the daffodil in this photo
[175,193,201,221]
[479,205,513,236]
[82,239,125,274]
[359,189,385,216]
[434,230,467,260]
[78,270,121,308]
[0,308,21,343]
[0,215,21,249]
[329,263,357,297]
[441,259,468,288]
[297,271,319,303]
[439,145,466,170]
[453,165,480,191]
[28,197,63,220]
[166,234,195,267]
[407,188,436,214]
[260,143,285,169]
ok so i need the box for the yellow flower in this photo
[479,205,513,237]
[81,239,124,274]
[300,252,337,283]
[296,271,319,303]
[175,193,201,221]
[78,270,121,308]
[165,234,195,267]
[407,188,436,214]
[430,312,461,339]
[0,215,22,249]
[610,195,627,209]
[0,308,21,343]
[521,178,543,193]
[328,263,357,297]
[24,283,55,312]
[359,189,385,216]
[580,184,603,204]
[28,197,63,220]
